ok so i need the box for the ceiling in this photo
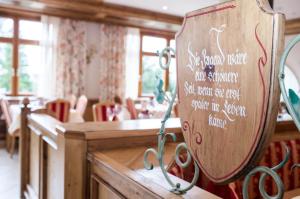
[274,0,300,19]
[104,0,300,19]
[104,0,225,17]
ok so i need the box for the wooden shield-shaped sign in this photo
[176,0,285,183]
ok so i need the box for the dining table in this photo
[134,103,174,119]
[8,104,84,135]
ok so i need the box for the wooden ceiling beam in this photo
[286,18,300,35]
[0,5,180,33]
[0,0,182,24]
[0,0,299,34]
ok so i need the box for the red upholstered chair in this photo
[76,95,88,117]
[126,98,138,119]
[233,138,300,199]
[1,99,19,158]
[45,99,71,122]
[167,154,239,199]
[167,137,300,199]
[92,101,115,122]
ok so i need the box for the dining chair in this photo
[45,99,71,122]
[1,99,19,158]
[76,95,88,117]
[67,94,77,109]
[173,103,179,117]
[126,98,138,119]
[92,101,115,122]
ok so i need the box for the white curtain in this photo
[125,28,140,99]
[38,15,60,99]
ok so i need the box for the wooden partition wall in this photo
[19,102,220,199]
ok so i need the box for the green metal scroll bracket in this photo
[143,47,200,195]
[242,146,290,199]
[279,34,300,130]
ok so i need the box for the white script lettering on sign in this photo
[176,0,284,183]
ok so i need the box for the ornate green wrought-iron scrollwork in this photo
[242,146,290,199]
[143,47,200,195]
[279,34,300,130]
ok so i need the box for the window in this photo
[284,66,300,94]
[139,32,176,96]
[0,16,41,95]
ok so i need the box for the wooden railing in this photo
[19,100,220,199]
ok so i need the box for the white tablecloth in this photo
[135,103,173,119]
[8,105,84,135]
[277,113,293,122]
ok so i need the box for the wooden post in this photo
[19,98,31,198]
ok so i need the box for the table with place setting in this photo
[8,103,84,135]
[134,102,175,119]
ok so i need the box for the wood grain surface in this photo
[176,0,285,183]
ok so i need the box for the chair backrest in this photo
[46,99,71,122]
[76,95,88,117]
[92,101,115,122]
[126,98,138,119]
[67,95,77,109]
[173,103,179,117]
[1,99,12,127]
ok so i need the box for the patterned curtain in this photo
[98,24,127,101]
[56,19,87,98]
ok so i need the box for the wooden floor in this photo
[0,148,19,199]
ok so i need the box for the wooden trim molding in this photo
[0,0,182,32]
[286,18,300,35]
[0,0,299,34]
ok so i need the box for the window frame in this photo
[139,31,175,97]
[0,15,40,96]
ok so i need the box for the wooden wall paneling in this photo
[20,101,31,198]
[63,137,87,199]
[46,134,64,199]
[20,102,28,197]
[89,153,170,199]
[99,143,178,170]
[92,175,125,199]
[20,112,217,199]
[40,139,48,199]
[87,134,183,152]
[90,176,99,199]
[88,152,221,199]
[29,129,41,198]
